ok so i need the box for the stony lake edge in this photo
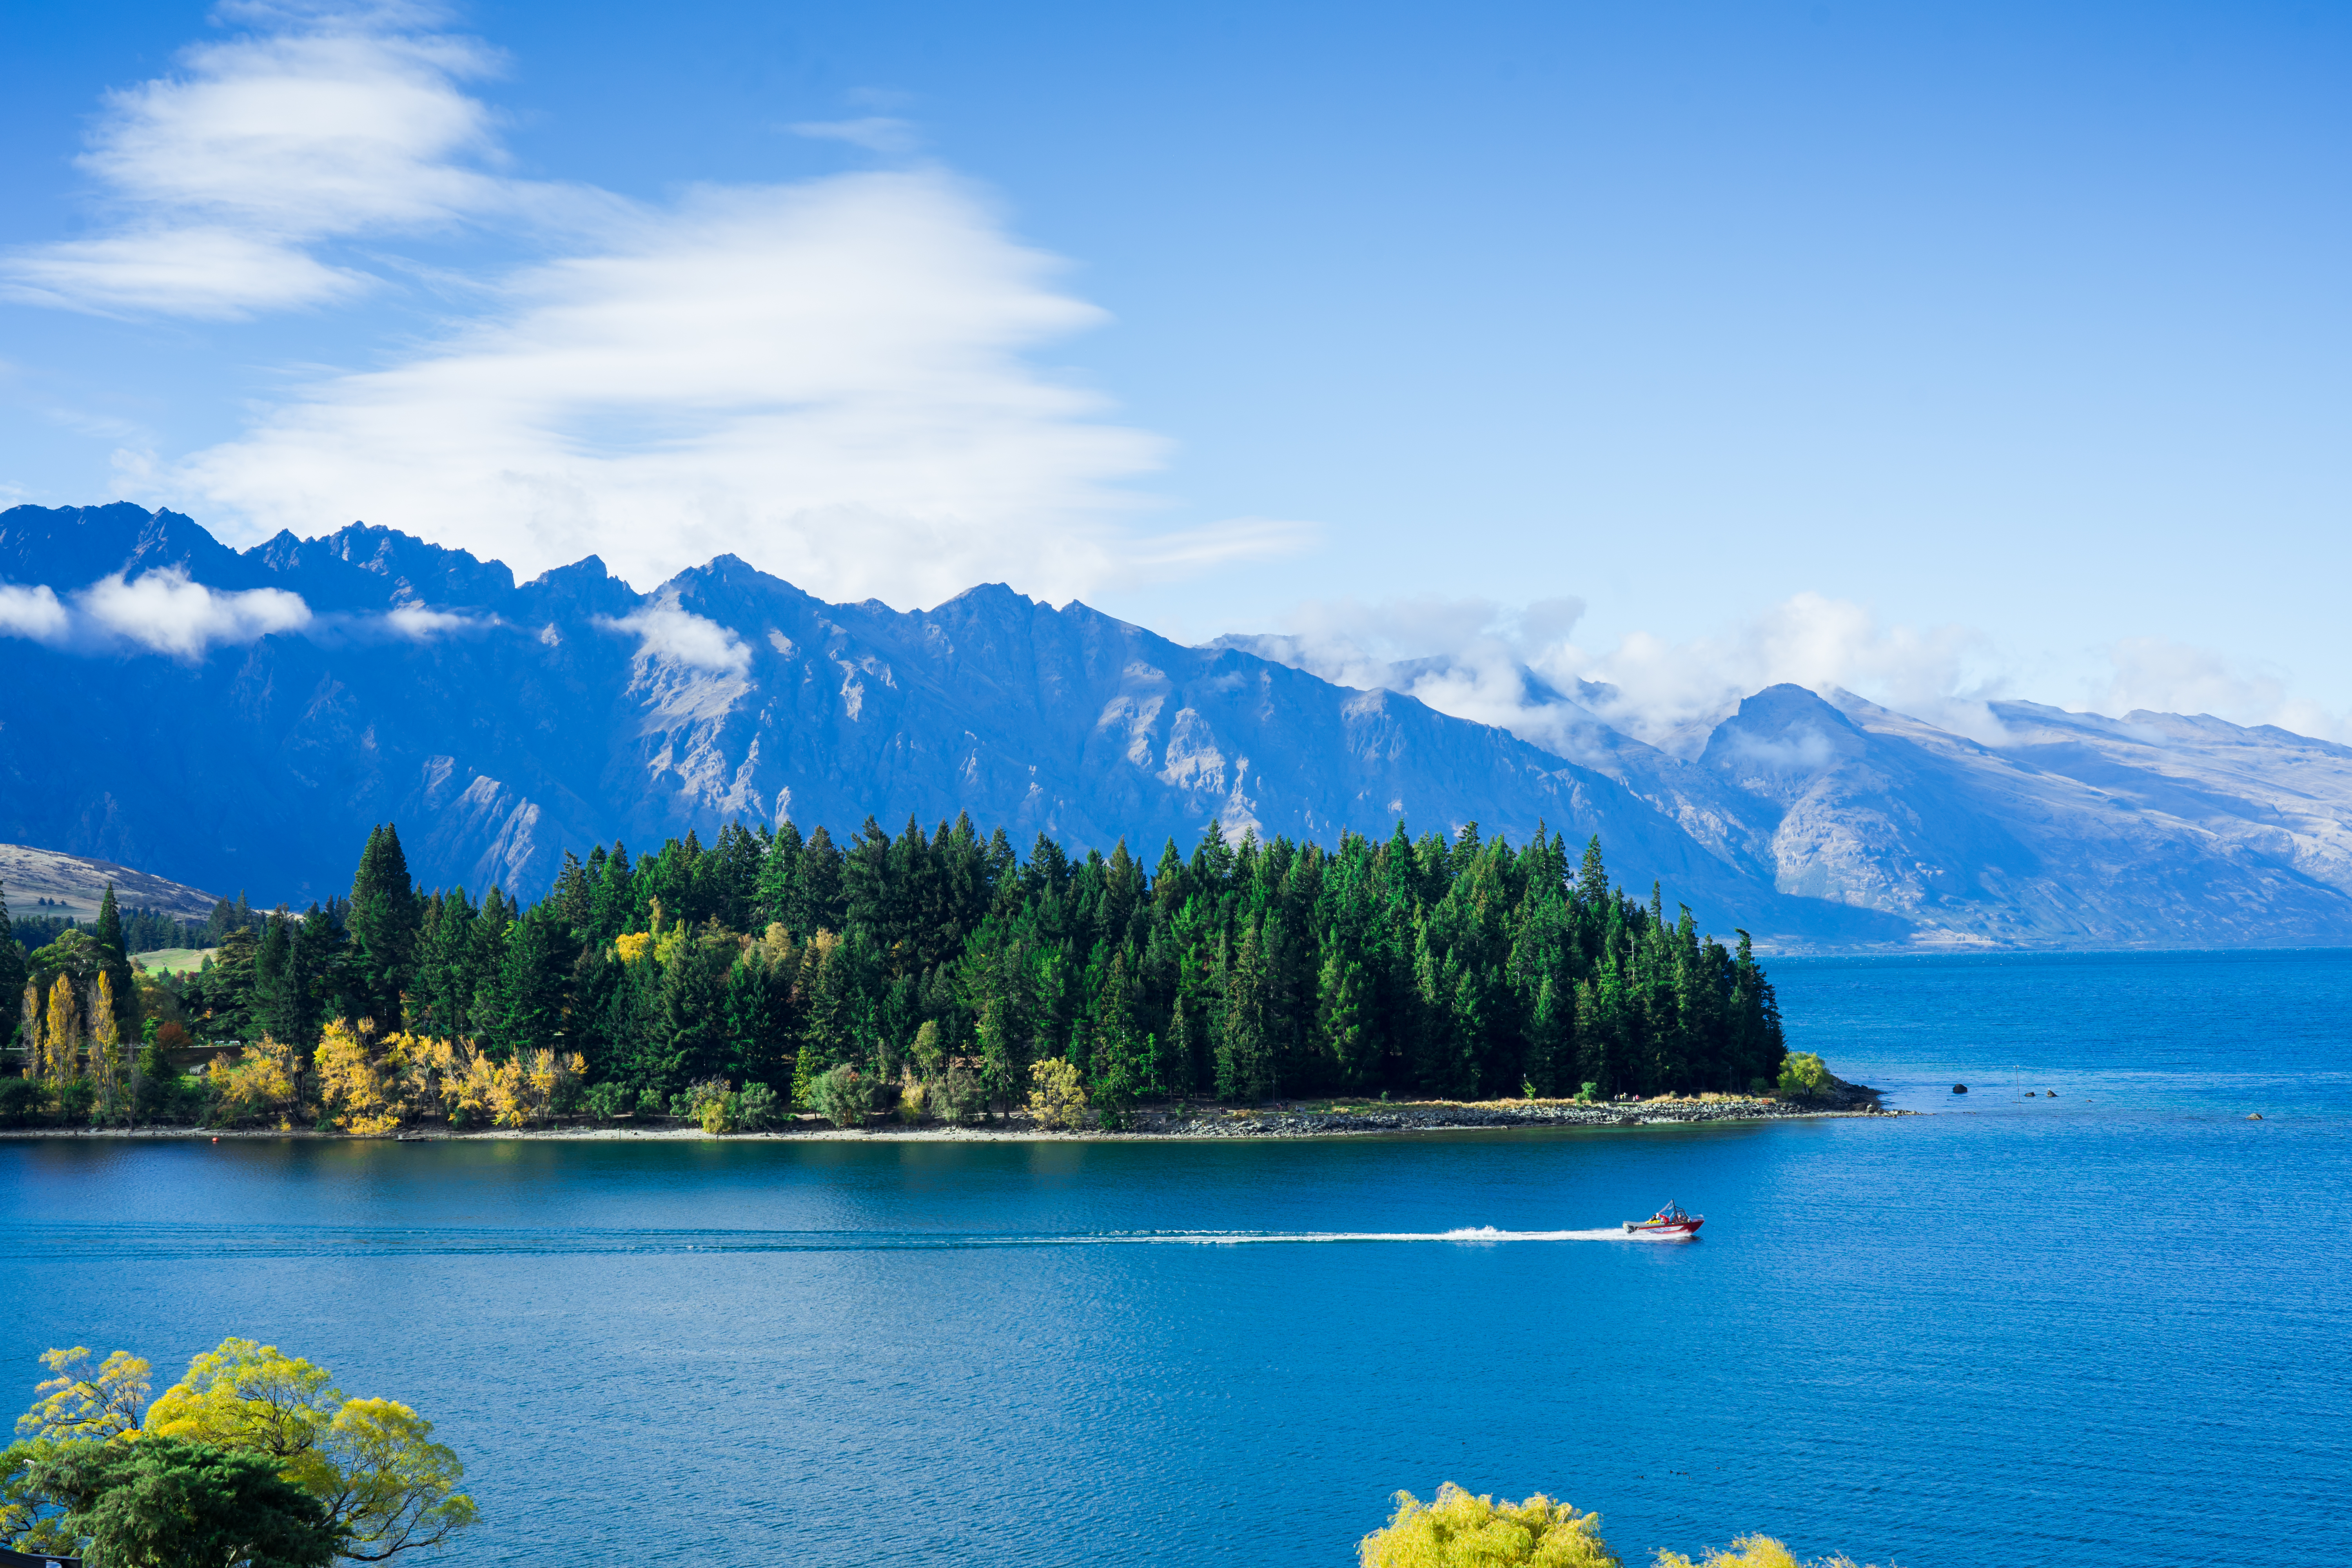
[4,1082,1905,1142]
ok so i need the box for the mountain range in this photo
[5,501,2350,952]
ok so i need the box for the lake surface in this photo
[5,949,2348,1566]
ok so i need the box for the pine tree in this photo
[1577,837,1610,908]
[93,884,126,962]
[1527,973,1574,1098]
[348,824,421,1028]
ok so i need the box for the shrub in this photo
[1026,1058,1089,1131]
[911,1018,945,1076]
[0,1076,41,1127]
[808,1064,875,1129]
[1777,1052,1833,1099]
[55,1079,98,1124]
[583,1081,635,1122]
[735,1082,779,1131]
[930,1063,985,1125]
[897,1069,929,1124]
[1360,1484,1618,1568]
[636,1087,667,1119]
[1575,1082,1598,1104]
[671,1078,735,1133]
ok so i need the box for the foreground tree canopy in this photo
[20,814,1788,1127]
[1360,1485,1882,1568]
[1,1341,475,1563]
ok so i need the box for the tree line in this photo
[8,815,1788,1127]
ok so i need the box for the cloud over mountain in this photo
[11,2,1296,604]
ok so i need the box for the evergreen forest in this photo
[9,816,1787,1126]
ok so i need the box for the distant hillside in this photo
[5,501,2352,951]
[0,841,221,922]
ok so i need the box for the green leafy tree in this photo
[20,1437,336,1568]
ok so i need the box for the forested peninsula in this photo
[5,816,1815,1134]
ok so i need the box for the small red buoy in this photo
[211,1136,219,1143]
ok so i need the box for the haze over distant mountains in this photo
[7,502,2352,952]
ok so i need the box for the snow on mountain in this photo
[4,502,2348,950]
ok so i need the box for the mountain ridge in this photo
[3,502,2347,951]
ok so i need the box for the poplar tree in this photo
[44,974,81,1085]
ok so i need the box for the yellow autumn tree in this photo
[141,1338,477,1561]
[314,1020,404,1136]
[42,975,80,1086]
[1657,1538,1875,1568]
[1361,1485,1620,1568]
[212,1035,305,1127]
[87,972,125,1120]
[1026,1057,1090,1130]
[14,1347,151,1443]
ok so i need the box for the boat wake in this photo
[1164,1225,1683,1245]
[4,1221,1697,1259]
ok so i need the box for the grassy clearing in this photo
[132,947,216,975]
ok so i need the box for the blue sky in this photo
[2,0,2346,744]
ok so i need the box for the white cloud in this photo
[165,172,1177,599]
[2,5,521,317]
[382,604,477,638]
[1544,593,2011,754]
[2098,636,2351,742]
[597,602,750,674]
[12,2,1305,606]
[0,584,71,643]
[789,117,923,156]
[1239,591,2011,759]
[78,569,312,655]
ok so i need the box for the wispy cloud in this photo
[789,117,923,157]
[2099,636,2351,743]
[1235,592,2012,758]
[7,2,1269,606]
[165,172,1168,598]
[2,5,519,316]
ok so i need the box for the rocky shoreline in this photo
[1119,1082,1893,1138]
[4,1078,1898,1142]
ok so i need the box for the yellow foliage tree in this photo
[87,972,125,1120]
[13,1347,151,1444]
[1776,1052,1832,1098]
[1657,1538,1873,1568]
[42,975,80,1086]
[1360,1485,1619,1568]
[313,1025,583,1132]
[613,931,653,966]
[1026,1057,1090,1130]
[314,1020,404,1136]
[143,1337,477,1560]
[212,1035,306,1127]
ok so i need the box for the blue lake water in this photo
[4,948,2348,1566]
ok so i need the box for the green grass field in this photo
[132,947,216,975]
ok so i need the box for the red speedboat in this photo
[1623,1202,1703,1238]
